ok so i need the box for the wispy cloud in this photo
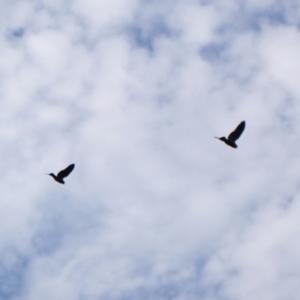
[0,0,300,299]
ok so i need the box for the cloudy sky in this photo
[1,0,300,299]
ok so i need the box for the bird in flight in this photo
[47,164,75,184]
[215,121,246,148]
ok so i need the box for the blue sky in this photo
[1,0,300,299]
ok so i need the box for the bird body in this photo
[47,164,75,184]
[215,121,246,148]
[217,136,238,148]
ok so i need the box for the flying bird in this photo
[215,121,246,148]
[47,164,75,184]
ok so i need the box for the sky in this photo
[1,0,300,299]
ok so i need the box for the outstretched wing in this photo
[228,121,246,142]
[57,164,75,179]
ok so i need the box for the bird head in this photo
[214,137,227,142]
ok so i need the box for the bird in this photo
[47,164,75,184]
[215,121,246,148]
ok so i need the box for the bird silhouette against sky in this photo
[215,121,246,148]
[47,164,75,184]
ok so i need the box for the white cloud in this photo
[0,0,300,299]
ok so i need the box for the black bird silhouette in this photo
[47,164,75,184]
[215,121,246,148]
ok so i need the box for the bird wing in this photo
[228,121,246,142]
[57,164,75,179]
